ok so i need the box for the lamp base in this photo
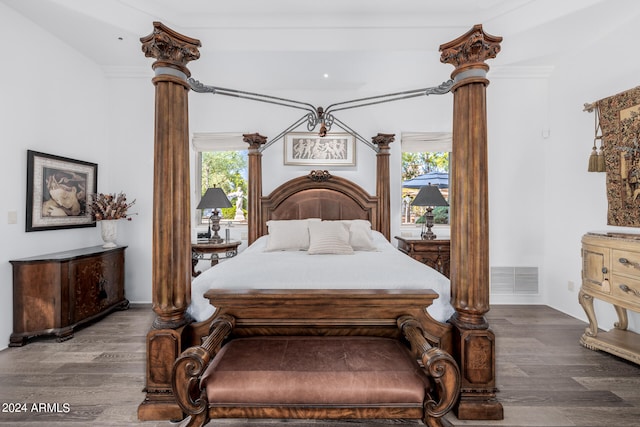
[209,212,224,244]
[421,229,437,240]
[421,209,436,240]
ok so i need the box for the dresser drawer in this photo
[582,243,610,293]
[612,249,640,278]
[610,274,640,311]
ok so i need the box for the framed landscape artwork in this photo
[284,132,356,166]
[26,150,97,232]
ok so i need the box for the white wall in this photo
[103,74,155,303]
[486,75,549,305]
[0,3,111,348]
[544,21,640,332]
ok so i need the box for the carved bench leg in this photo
[397,315,461,426]
[172,315,236,427]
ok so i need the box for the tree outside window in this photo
[401,151,449,225]
[200,151,248,224]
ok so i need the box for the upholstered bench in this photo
[172,289,460,427]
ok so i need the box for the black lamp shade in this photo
[197,188,232,210]
[411,184,448,207]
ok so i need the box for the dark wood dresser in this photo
[9,246,128,346]
[395,236,451,279]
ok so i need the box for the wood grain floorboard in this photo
[0,304,638,426]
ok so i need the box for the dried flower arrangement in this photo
[89,192,136,221]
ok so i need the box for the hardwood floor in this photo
[0,304,638,426]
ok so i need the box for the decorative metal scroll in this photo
[188,78,454,153]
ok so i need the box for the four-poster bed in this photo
[137,21,503,423]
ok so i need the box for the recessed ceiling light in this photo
[323,73,329,79]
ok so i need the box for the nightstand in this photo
[395,236,450,279]
[191,240,241,277]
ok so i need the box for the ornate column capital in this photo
[439,24,502,83]
[372,133,395,151]
[243,133,268,150]
[140,21,201,77]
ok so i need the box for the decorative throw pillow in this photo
[307,221,354,255]
[323,220,377,251]
[346,219,377,251]
[265,219,320,251]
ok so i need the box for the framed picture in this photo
[284,132,356,166]
[26,150,98,232]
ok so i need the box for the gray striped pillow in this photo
[307,221,354,255]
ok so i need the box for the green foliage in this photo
[201,151,248,197]
[401,151,450,226]
[221,206,246,220]
[200,151,248,223]
[433,206,449,224]
[401,152,449,182]
[414,207,449,225]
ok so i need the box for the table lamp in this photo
[411,184,448,240]
[197,188,232,243]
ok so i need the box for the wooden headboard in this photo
[258,171,379,238]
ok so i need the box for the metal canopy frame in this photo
[188,77,453,153]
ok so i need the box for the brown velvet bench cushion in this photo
[201,335,429,406]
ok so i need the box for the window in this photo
[193,133,248,226]
[400,132,451,229]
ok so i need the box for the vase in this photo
[100,220,118,248]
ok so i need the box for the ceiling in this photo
[2,0,638,91]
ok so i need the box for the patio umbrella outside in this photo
[402,171,449,189]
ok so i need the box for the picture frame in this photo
[284,132,356,166]
[26,150,98,232]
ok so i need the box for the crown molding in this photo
[102,66,153,79]
[488,65,555,79]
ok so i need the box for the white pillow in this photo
[323,220,377,251]
[265,219,320,251]
[346,220,377,251]
[307,221,354,255]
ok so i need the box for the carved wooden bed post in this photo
[244,133,267,245]
[373,133,395,241]
[138,22,201,420]
[439,25,504,420]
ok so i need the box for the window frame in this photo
[400,132,452,231]
[192,133,248,226]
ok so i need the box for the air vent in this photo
[490,267,539,295]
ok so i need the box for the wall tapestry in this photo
[596,85,640,227]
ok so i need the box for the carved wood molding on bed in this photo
[308,169,332,182]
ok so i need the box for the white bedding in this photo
[188,231,455,323]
